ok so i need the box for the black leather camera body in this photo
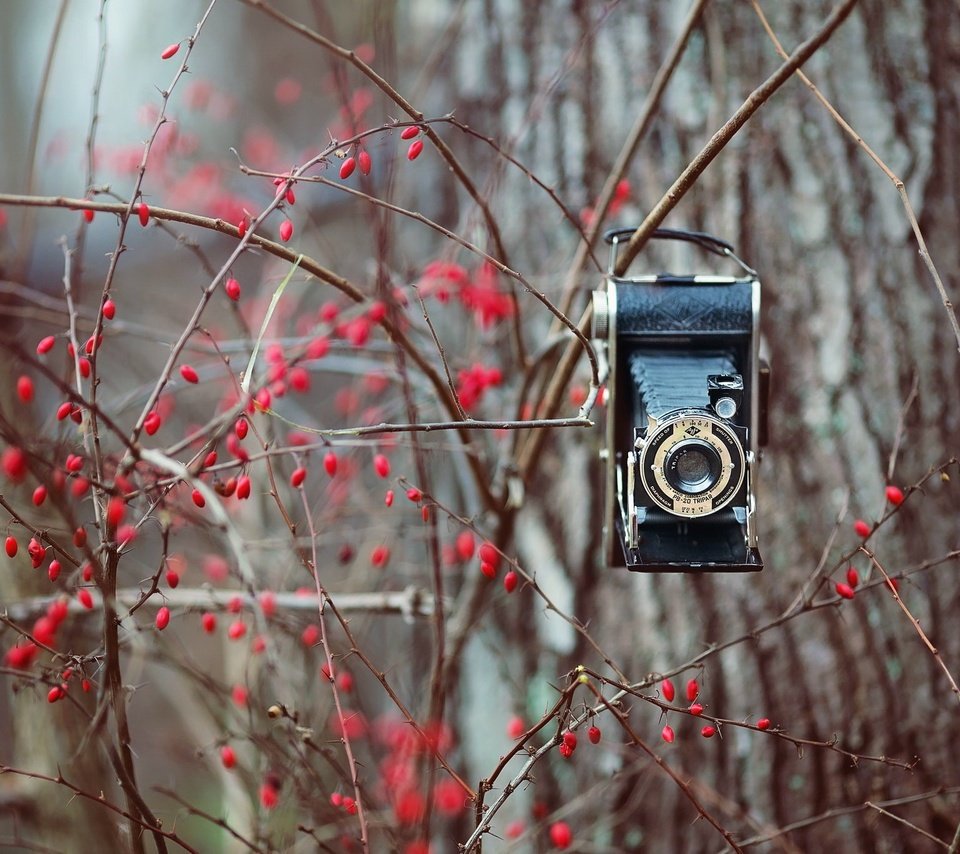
[592,228,768,572]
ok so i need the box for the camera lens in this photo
[664,440,722,495]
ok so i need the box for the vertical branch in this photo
[13,0,69,279]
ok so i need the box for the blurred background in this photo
[1,1,958,852]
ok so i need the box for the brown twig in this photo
[863,548,960,705]
[0,765,197,853]
[614,0,860,274]
[749,0,960,354]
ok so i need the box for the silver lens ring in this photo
[637,410,745,517]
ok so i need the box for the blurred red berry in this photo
[549,820,572,849]
[835,581,856,600]
[16,376,34,402]
[220,745,237,769]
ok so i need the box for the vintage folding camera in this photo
[591,228,769,572]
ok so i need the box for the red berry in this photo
[289,367,309,392]
[201,612,217,633]
[846,566,860,588]
[220,745,237,769]
[191,488,205,508]
[160,43,180,59]
[384,489,394,507]
[558,742,573,759]
[686,679,699,701]
[279,219,293,241]
[407,139,424,160]
[102,299,116,320]
[478,543,499,570]
[661,678,675,702]
[137,203,150,227]
[83,208,94,223]
[301,624,319,647]
[16,376,34,402]
[886,485,905,505]
[235,417,248,440]
[835,581,856,600]
[144,411,161,435]
[701,725,717,738]
[106,497,126,529]
[180,364,199,384]
[285,187,296,205]
[165,568,180,588]
[32,485,47,506]
[290,467,307,488]
[406,487,422,502]
[886,577,900,594]
[5,536,17,558]
[549,821,573,850]
[689,703,703,716]
[756,718,771,730]
[47,685,65,703]
[479,561,496,579]
[260,782,279,810]
[78,357,91,378]
[56,402,72,421]
[323,452,338,476]
[237,217,248,239]
[358,150,372,175]
[588,725,601,744]
[661,724,675,743]
[373,453,390,478]
[506,715,525,739]
[156,606,171,630]
[228,619,247,640]
[503,570,518,593]
[339,156,356,179]
[400,125,420,140]
[78,588,94,609]
[853,519,871,538]
[455,530,475,561]
[225,277,241,300]
[371,545,389,567]
[37,335,56,355]
[562,731,577,750]
[236,475,251,500]
[28,538,46,568]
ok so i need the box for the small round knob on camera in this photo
[713,396,738,419]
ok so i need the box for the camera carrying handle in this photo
[604,227,758,279]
